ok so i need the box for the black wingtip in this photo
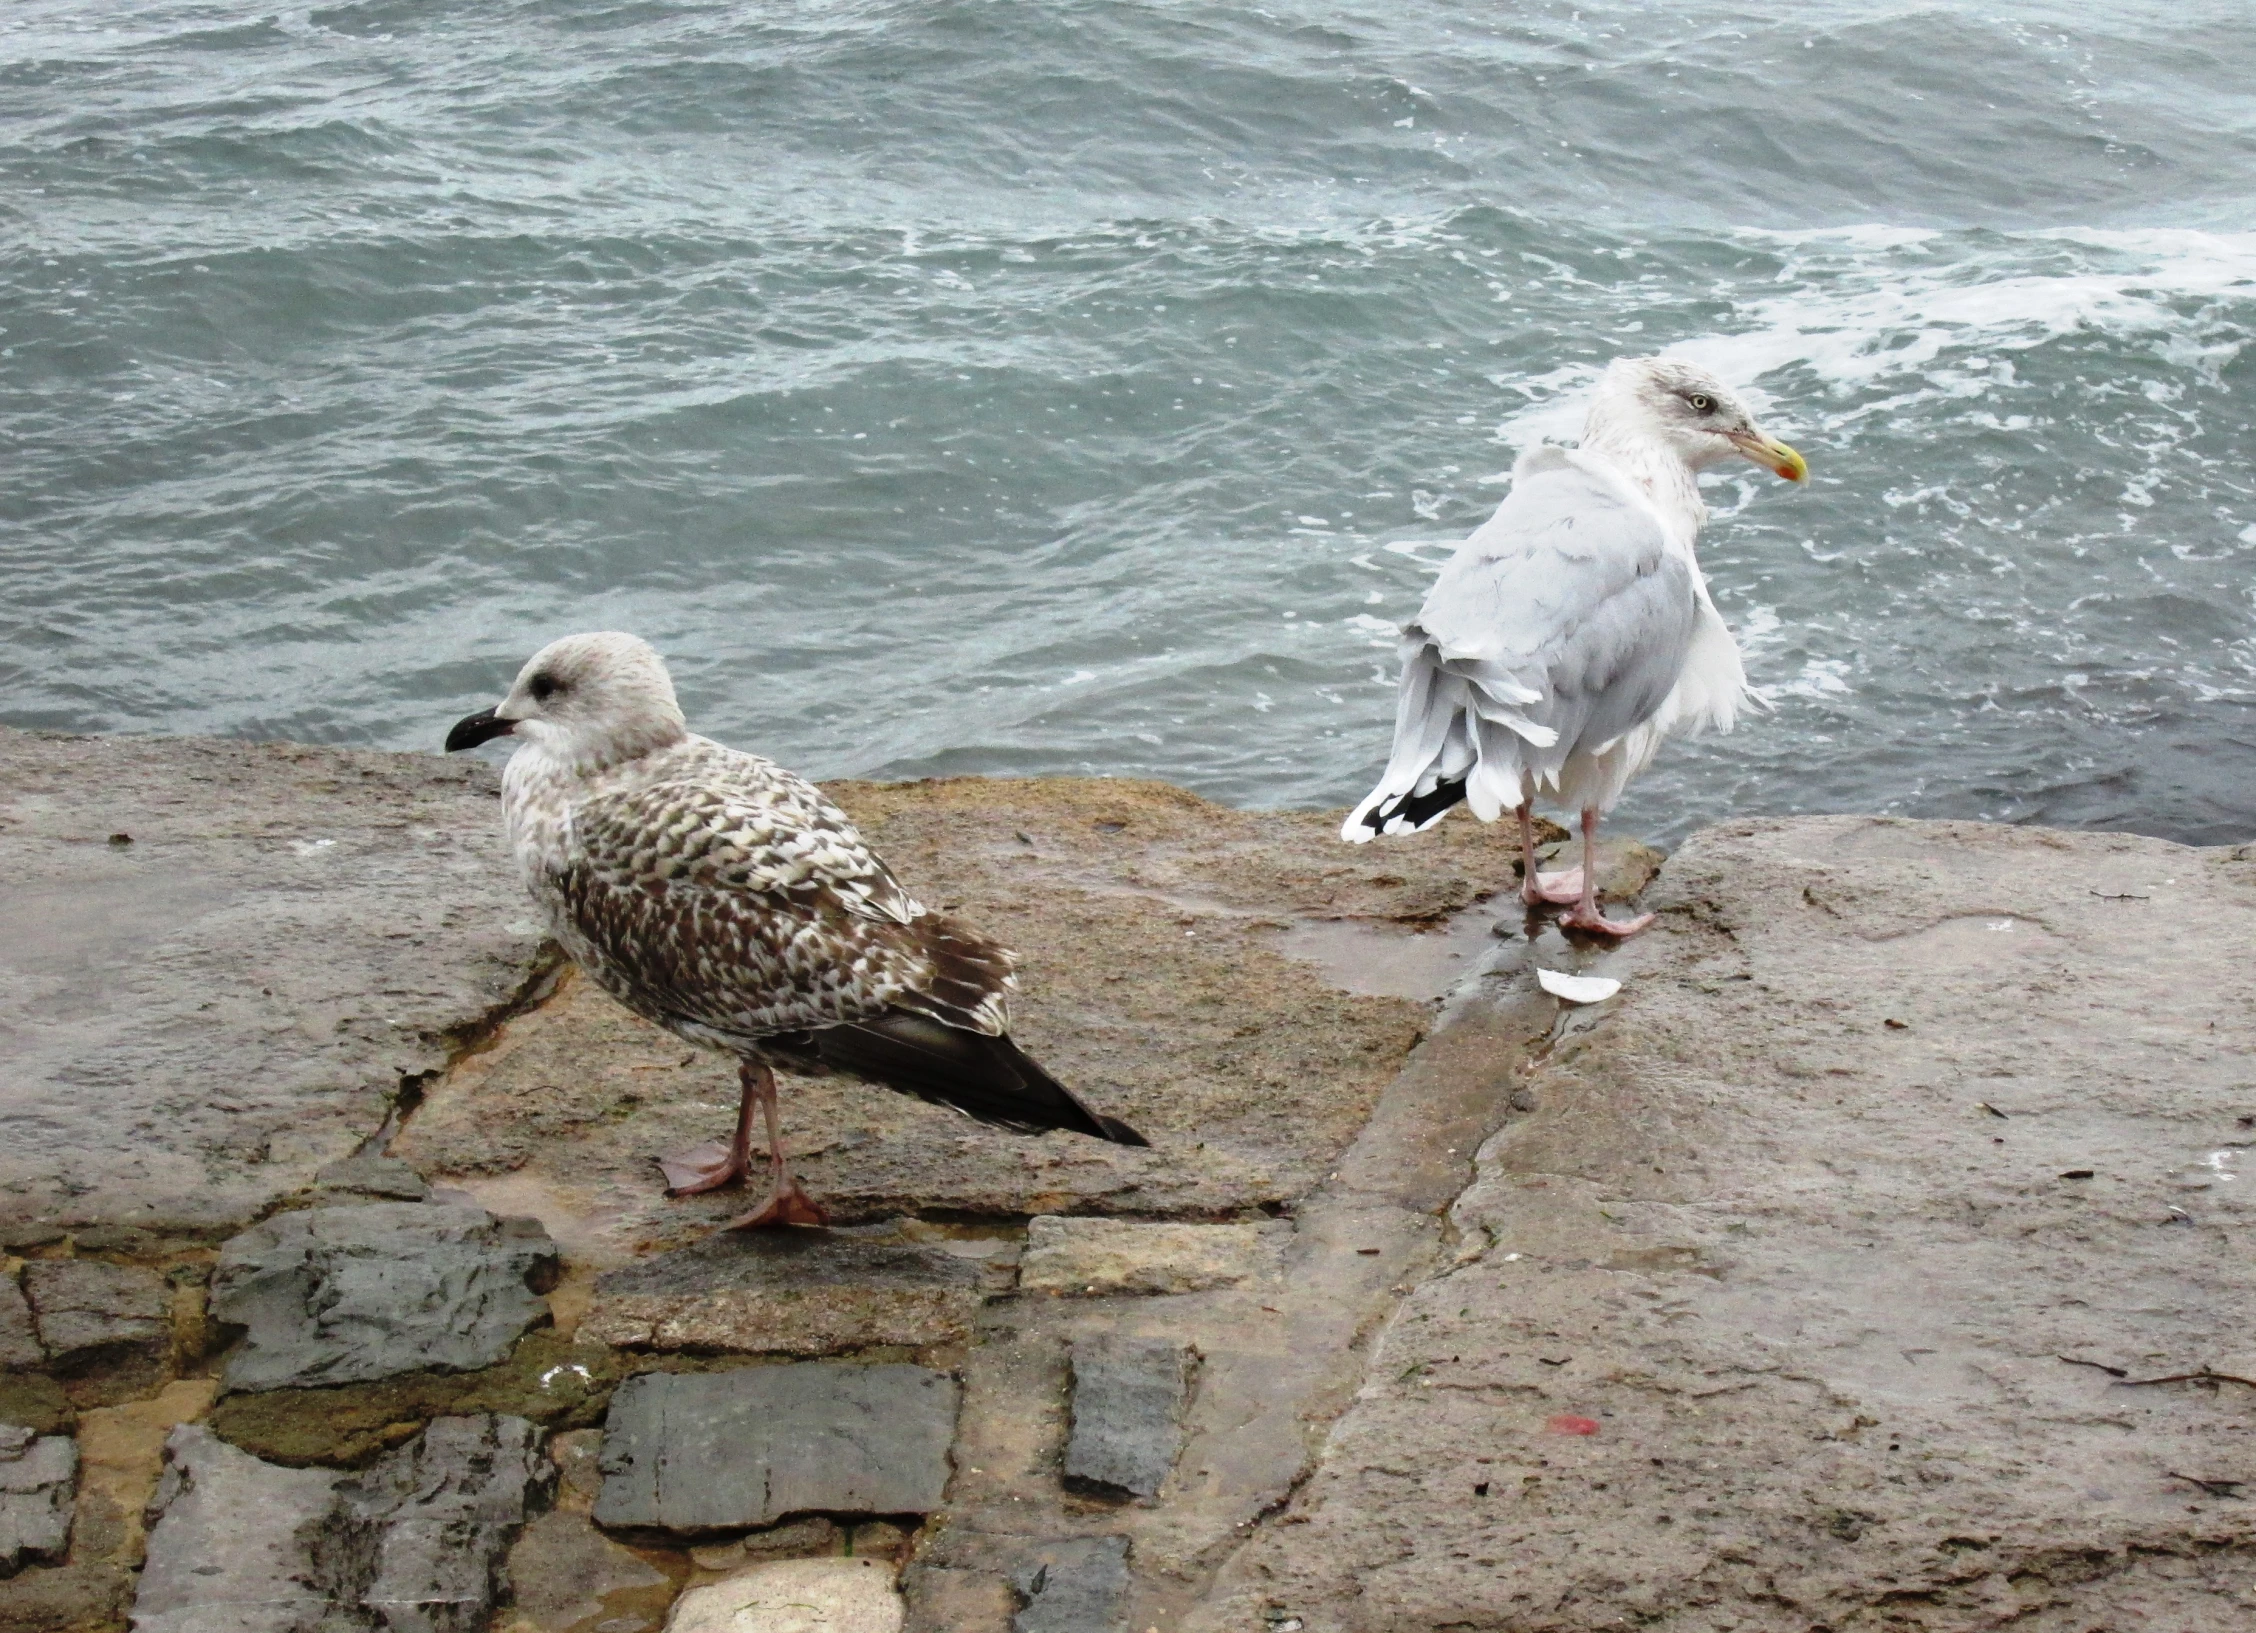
[1372,776,1468,833]
[1096,1114,1150,1148]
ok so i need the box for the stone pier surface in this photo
[1192,818,2256,1631]
[0,728,549,1239]
[4,728,2254,1632]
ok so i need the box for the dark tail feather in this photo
[769,1009,1148,1146]
[1361,776,1468,834]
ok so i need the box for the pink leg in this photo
[724,1065,829,1231]
[1519,802,1583,906]
[659,1062,758,1195]
[1558,807,1654,937]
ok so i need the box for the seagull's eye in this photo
[1686,393,1716,413]
[528,673,563,703]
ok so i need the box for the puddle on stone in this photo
[1268,909,1508,1001]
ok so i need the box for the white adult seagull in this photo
[1342,357,1807,935]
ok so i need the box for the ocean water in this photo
[7,1,2256,844]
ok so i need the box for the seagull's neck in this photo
[1577,432,1707,540]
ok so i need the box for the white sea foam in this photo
[1492,226,2256,451]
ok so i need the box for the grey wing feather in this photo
[1347,460,1697,833]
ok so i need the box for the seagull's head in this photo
[445,631,689,768]
[1587,357,1807,483]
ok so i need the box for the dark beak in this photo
[445,707,517,752]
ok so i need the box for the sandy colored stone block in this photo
[1017,1217,1269,1297]
[72,1378,217,1572]
[583,1230,986,1356]
[583,1286,976,1356]
[667,1557,902,1633]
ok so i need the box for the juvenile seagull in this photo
[447,633,1146,1229]
[1342,357,1807,935]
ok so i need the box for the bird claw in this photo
[1558,905,1655,938]
[1522,866,1585,907]
[659,1141,748,1196]
[725,1183,830,1231]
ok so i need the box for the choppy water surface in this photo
[8,1,2256,842]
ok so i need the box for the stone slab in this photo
[496,1509,675,1633]
[0,1272,40,1372]
[0,728,551,1238]
[210,1202,558,1392]
[134,1423,345,1632]
[668,1557,904,1633]
[1063,1337,1193,1501]
[1010,1538,1129,1633]
[21,1260,171,1400]
[581,1230,987,1355]
[330,1412,552,1632]
[1018,1218,1270,1298]
[594,1365,958,1534]
[0,1425,76,1574]
[1192,817,2256,1632]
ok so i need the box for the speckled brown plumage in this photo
[463,633,1143,1167]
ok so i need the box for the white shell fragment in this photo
[1537,968,1621,1005]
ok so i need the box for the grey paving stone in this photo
[1063,1336,1194,1500]
[134,1423,346,1633]
[0,1424,77,1574]
[327,1413,551,1633]
[0,1273,40,1372]
[1010,1537,1129,1633]
[21,1260,171,1395]
[210,1203,558,1392]
[594,1364,959,1534]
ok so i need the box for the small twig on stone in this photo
[2115,1367,2256,1390]
[2164,1471,2245,1498]
[2089,889,2150,901]
[2057,1355,2128,1378]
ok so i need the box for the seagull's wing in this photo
[1419,457,1696,756]
[1347,455,1697,834]
[556,762,1144,1144]
[557,767,998,1038]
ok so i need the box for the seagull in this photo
[1342,357,1807,935]
[446,633,1146,1229]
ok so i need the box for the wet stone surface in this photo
[595,1365,960,1534]
[135,1424,345,1632]
[1064,1337,1194,1502]
[580,1227,992,1356]
[0,728,550,1239]
[210,1202,559,1392]
[1011,1537,1130,1633]
[0,1424,76,1574]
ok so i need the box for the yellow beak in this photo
[1736,433,1807,483]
